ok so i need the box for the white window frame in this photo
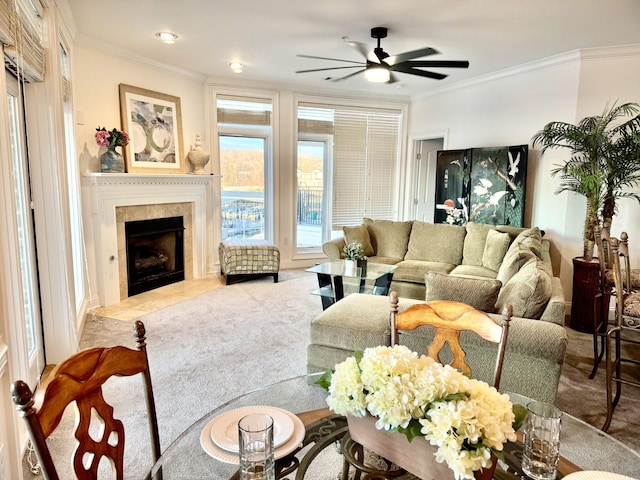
[210,88,279,246]
[296,133,333,252]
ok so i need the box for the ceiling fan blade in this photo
[386,47,439,65]
[297,54,365,65]
[399,60,470,69]
[346,41,371,60]
[296,65,366,74]
[390,64,448,80]
[331,69,366,81]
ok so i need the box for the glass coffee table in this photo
[306,260,398,310]
[145,376,640,480]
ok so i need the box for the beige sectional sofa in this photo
[309,218,569,403]
[322,218,565,323]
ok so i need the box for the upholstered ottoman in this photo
[307,293,568,403]
[218,239,280,285]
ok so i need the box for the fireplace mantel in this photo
[81,173,219,306]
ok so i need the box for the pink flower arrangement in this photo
[95,126,129,148]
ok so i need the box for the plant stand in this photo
[570,257,601,333]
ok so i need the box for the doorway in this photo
[5,69,45,387]
[412,137,444,222]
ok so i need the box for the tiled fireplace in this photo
[82,173,217,307]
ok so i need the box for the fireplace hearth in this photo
[126,216,185,296]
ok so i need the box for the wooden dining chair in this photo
[389,291,512,389]
[603,235,640,431]
[11,320,161,480]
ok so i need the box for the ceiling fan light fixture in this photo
[364,65,390,83]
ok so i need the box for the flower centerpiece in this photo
[95,126,129,173]
[317,345,527,480]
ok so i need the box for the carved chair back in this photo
[389,291,512,389]
[11,320,161,480]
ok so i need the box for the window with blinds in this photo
[216,95,273,241]
[298,103,402,230]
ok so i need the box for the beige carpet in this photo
[23,268,640,479]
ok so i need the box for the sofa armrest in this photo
[539,276,566,326]
[323,237,346,260]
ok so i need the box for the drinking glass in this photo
[522,401,562,480]
[238,414,275,480]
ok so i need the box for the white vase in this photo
[187,134,211,174]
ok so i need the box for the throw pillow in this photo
[496,243,537,286]
[343,225,374,257]
[482,229,511,272]
[425,271,502,312]
[363,218,413,260]
[496,256,552,319]
[510,227,543,258]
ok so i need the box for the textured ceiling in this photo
[66,0,640,98]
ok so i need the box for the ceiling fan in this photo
[296,27,469,84]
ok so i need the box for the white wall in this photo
[576,47,640,264]
[73,45,208,305]
[407,47,640,305]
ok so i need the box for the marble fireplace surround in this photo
[82,173,216,307]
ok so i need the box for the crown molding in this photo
[411,43,640,102]
[578,43,640,60]
[74,33,207,83]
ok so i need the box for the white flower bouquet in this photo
[317,345,527,480]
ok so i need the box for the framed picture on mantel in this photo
[119,84,184,174]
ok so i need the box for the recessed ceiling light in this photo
[228,62,244,73]
[156,32,178,44]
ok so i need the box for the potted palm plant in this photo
[532,101,640,332]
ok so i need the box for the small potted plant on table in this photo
[343,241,368,274]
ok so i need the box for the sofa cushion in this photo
[343,224,375,257]
[462,222,493,266]
[450,265,499,279]
[405,221,466,264]
[425,271,501,312]
[497,242,537,286]
[482,229,511,272]
[363,218,412,260]
[496,256,552,319]
[393,259,455,283]
[309,294,391,351]
[367,256,403,265]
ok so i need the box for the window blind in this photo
[299,103,402,229]
[217,95,272,127]
[1,0,45,82]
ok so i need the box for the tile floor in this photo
[90,274,225,321]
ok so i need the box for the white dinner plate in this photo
[200,408,305,464]
[209,405,295,452]
[563,472,637,480]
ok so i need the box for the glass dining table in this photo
[145,376,640,480]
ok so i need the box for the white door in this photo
[6,70,45,386]
[413,138,444,222]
